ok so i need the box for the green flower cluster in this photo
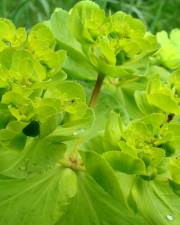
[0,1,179,225]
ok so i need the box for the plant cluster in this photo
[0,1,179,225]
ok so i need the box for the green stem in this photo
[70,138,83,159]
[89,74,104,108]
[61,137,85,172]
[66,74,104,166]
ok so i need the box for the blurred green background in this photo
[0,0,179,33]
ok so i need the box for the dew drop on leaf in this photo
[73,128,85,136]
[166,214,174,221]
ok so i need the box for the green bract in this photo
[0,1,179,225]
[69,1,158,77]
[156,29,180,69]
[50,0,158,79]
[88,112,179,177]
[0,18,26,50]
[135,72,180,114]
[0,20,93,140]
[86,111,180,224]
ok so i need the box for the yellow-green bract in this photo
[50,0,158,79]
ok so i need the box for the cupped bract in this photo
[156,29,180,69]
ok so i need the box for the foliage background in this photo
[0,0,179,32]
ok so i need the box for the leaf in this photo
[0,104,12,129]
[0,19,26,50]
[45,107,94,142]
[117,81,145,119]
[81,150,125,202]
[0,168,78,225]
[35,104,63,137]
[135,91,159,114]
[156,29,180,69]
[169,180,180,197]
[0,18,16,42]
[129,178,180,225]
[84,131,106,154]
[140,113,166,135]
[103,151,146,175]
[147,75,180,114]
[56,172,133,225]
[49,8,97,80]
[50,8,82,53]
[12,27,27,47]
[87,82,130,137]
[0,136,66,177]
[169,158,180,184]
[69,0,105,45]
[147,94,180,114]
[103,111,123,150]
[28,23,55,54]
[0,146,135,225]
[0,121,27,151]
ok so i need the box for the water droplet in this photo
[166,214,174,221]
[73,128,85,136]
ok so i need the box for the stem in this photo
[70,138,83,160]
[89,74,104,108]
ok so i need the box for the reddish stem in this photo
[89,74,104,108]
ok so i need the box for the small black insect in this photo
[70,99,76,104]
[23,120,40,137]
